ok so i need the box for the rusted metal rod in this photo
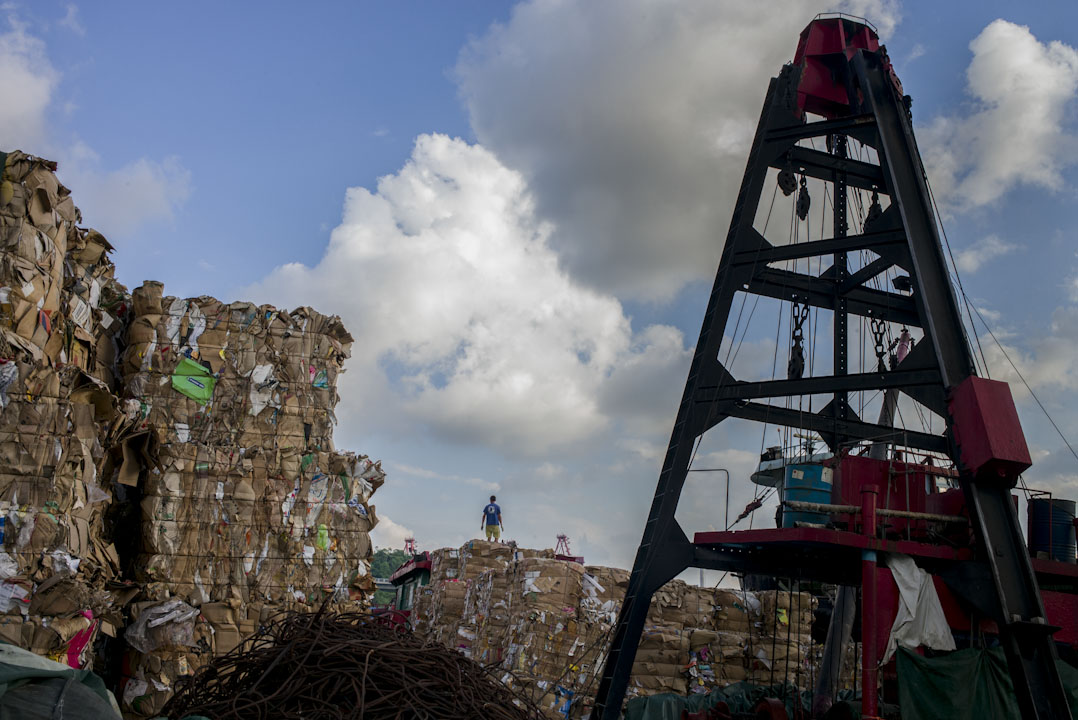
[163,604,544,720]
[783,500,966,524]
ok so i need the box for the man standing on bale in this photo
[481,495,503,541]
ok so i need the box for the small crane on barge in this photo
[595,14,1075,720]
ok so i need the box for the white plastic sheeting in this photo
[882,554,956,663]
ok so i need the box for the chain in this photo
[796,174,811,221]
[870,317,889,368]
[788,300,811,380]
[792,301,811,345]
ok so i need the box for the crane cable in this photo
[925,175,1078,467]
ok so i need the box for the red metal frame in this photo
[948,376,1032,481]
[696,520,1078,715]
[388,551,431,585]
[697,456,1078,718]
[694,526,971,562]
[596,13,1070,718]
[792,15,880,119]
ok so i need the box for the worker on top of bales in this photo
[481,495,503,541]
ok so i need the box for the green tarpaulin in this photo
[170,357,216,404]
[622,650,1078,720]
[896,647,1078,720]
[624,682,821,720]
[0,642,121,719]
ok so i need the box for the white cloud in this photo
[0,12,191,240]
[454,0,900,301]
[954,234,1017,274]
[968,307,1078,495]
[370,514,413,553]
[58,4,84,36]
[246,133,688,458]
[58,143,192,236]
[922,20,1078,211]
[980,306,1078,394]
[389,461,501,493]
[0,11,57,150]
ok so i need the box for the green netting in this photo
[623,649,1078,720]
[896,647,1078,720]
[624,682,825,720]
[0,642,120,719]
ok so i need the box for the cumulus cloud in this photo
[59,144,192,237]
[454,0,900,301]
[246,134,689,458]
[921,20,1078,211]
[389,462,501,493]
[58,4,85,36]
[0,11,57,150]
[979,306,1078,394]
[971,308,1078,492]
[954,234,1017,274]
[0,11,191,239]
[370,514,414,552]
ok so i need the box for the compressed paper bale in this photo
[759,589,817,615]
[634,646,683,664]
[115,284,381,715]
[429,548,460,581]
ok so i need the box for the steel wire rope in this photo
[923,176,990,378]
[964,300,1078,467]
[795,187,812,461]
[748,163,833,529]
[702,173,782,529]
[818,135,889,453]
[837,137,937,446]
[623,164,784,674]
[687,179,784,525]
[723,179,781,370]
[768,580,781,688]
[747,190,799,529]
[922,174,1078,486]
[809,136,837,450]
[780,577,796,706]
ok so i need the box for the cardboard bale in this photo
[412,545,832,715]
[747,590,818,687]
[0,150,129,672]
[116,283,385,715]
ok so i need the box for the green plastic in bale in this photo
[170,357,216,404]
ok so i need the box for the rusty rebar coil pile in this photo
[162,607,543,720]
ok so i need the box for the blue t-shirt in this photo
[484,503,501,526]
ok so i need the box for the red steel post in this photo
[861,484,880,719]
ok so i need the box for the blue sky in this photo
[5,1,1078,571]
[27,2,509,292]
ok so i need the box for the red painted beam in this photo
[693,527,971,561]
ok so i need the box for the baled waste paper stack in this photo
[413,542,826,719]
[704,588,760,686]
[422,547,465,649]
[748,590,817,686]
[410,544,707,718]
[409,547,460,639]
[0,148,388,716]
[461,540,514,660]
[501,556,587,714]
[0,151,129,669]
[421,541,540,658]
[117,281,386,716]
